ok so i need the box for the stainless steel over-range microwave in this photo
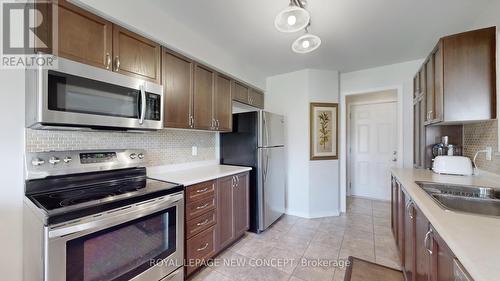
[26,57,164,131]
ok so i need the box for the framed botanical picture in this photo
[310,103,339,160]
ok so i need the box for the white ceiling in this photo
[149,0,494,77]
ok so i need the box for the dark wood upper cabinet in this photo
[214,75,233,131]
[425,57,435,123]
[442,27,496,122]
[215,176,235,252]
[162,50,193,128]
[57,0,112,69]
[193,64,215,130]
[112,25,161,83]
[433,43,444,123]
[233,82,249,104]
[233,173,249,237]
[248,89,265,109]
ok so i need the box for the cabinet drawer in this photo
[186,210,216,239]
[186,226,215,275]
[186,196,216,221]
[186,180,216,204]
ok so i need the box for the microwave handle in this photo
[139,84,146,125]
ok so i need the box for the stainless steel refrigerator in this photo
[220,111,285,233]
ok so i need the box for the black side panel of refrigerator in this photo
[220,112,259,232]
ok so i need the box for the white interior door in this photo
[349,102,397,201]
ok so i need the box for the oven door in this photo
[27,57,163,130]
[46,192,183,281]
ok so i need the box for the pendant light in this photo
[292,28,321,54]
[274,0,310,33]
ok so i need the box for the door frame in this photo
[340,85,403,212]
[347,100,398,199]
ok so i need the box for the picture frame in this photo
[310,102,339,160]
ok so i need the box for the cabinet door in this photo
[397,185,405,263]
[112,25,161,83]
[404,192,416,281]
[57,0,112,69]
[214,75,233,131]
[413,99,421,168]
[248,89,264,109]
[162,50,193,128]
[430,226,455,281]
[233,82,249,104]
[442,27,496,122]
[234,173,249,237]
[425,58,435,123]
[391,177,399,239]
[215,176,235,252]
[419,97,427,168]
[193,64,215,130]
[433,43,444,122]
[415,206,431,281]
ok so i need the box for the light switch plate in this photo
[192,146,198,156]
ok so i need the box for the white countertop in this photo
[391,168,500,281]
[147,162,252,186]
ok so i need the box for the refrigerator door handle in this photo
[263,150,270,183]
[263,112,271,148]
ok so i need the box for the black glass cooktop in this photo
[26,168,183,224]
[31,177,149,210]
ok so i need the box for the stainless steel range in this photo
[23,149,184,281]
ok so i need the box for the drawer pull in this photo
[196,203,209,210]
[196,187,209,193]
[197,243,209,252]
[197,219,210,226]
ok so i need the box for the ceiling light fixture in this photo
[292,29,321,54]
[274,0,310,33]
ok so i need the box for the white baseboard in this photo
[285,209,340,219]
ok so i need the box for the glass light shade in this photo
[292,33,321,53]
[274,6,310,33]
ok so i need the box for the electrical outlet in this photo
[192,146,198,156]
[486,147,492,161]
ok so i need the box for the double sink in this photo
[416,181,500,217]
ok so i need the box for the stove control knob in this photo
[63,156,72,163]
[31,158,45,166]
[129,153,137,159]
[138,153,144,159]
[48,157,61,165]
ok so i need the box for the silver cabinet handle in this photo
[196,187,209,194]
[196,203,209,210]
[196,219,210,226]
[406,201,414,220]
[139,84,146,125]
[189,115,194,128]
[114,56,120,71]
[197,243,209,252]
[232,176,236,188]
[236,175,240,186]
[424,227,433,255]
[105,53,111,69]
[216,119,220,129]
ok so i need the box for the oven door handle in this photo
[139,84,147,125]
[48,192,183,239]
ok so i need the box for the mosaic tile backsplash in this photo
[26,129,217,166]
[463,120,500,175]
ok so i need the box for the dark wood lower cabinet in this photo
[185,172,249,277]
[391,175,466,281]
[430,226,455,281]
[415,205,431,281]
[404,191,415,281]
